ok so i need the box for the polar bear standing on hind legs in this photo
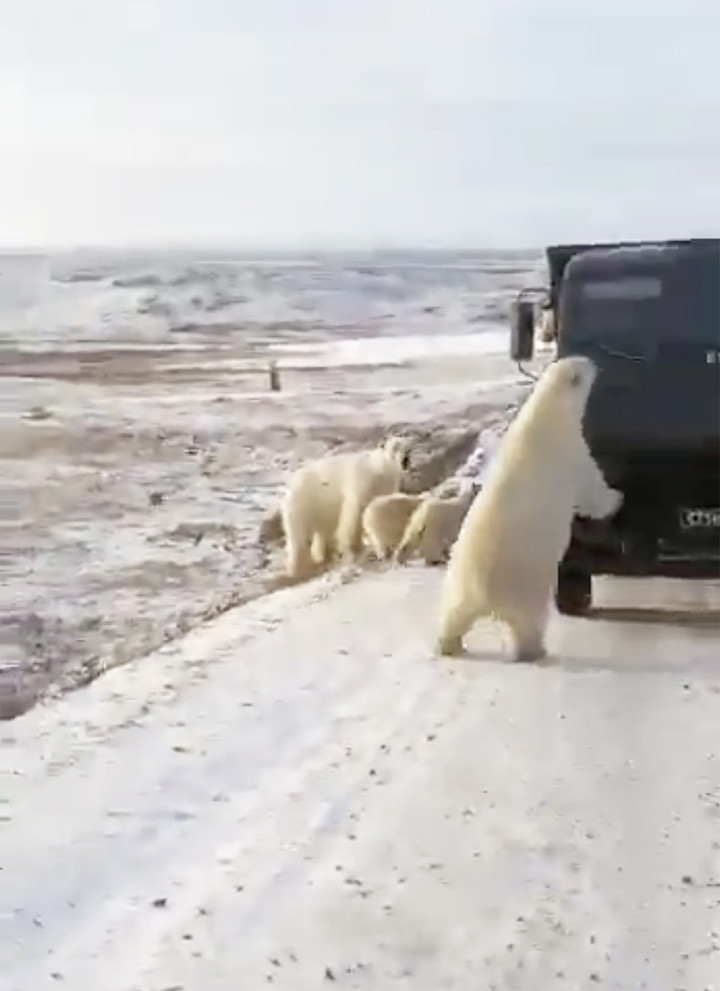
[436,356,623,661]
[281,435,411,580]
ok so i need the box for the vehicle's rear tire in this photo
[555,566,593,616]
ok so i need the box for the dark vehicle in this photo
[510,237,720,615]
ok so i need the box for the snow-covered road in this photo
[1,567,719,991]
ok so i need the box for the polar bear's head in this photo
[455,477,481,503]
[540,355,598,416]
[433,476,478,502]
[498,354,600,464]
[380,435,412,471]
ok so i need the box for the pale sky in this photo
[1,0,719,249]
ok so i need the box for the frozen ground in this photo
[1,566,718,991]
[1,250,540,716]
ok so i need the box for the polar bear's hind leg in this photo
[436,593,486,657]
[502,604,549,663]
[282,500,315,580]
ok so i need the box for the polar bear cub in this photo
[436,356,622,661]
[395,479,477,566]
[281,435,410,579]
[362,492,424,561]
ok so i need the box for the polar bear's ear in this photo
[382,435,400,454]
[383,435,411,467]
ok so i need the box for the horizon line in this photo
[0,242,547,258]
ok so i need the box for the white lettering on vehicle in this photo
[678,508,720,529]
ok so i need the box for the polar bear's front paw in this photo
[608,487,624,515]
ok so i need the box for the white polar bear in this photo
[395,479,478,566]
[281,435,410,579]
[362,492,423,561]
[436,356,623,661]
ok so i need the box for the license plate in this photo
[678,508,720,530]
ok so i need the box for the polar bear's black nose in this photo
[401,452,411,470]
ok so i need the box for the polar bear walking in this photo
[362,492,424,561]
[395,479,477,566]
[281,435,410,580]
[436,356,623,661]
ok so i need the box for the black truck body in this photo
[512,237,720,614]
